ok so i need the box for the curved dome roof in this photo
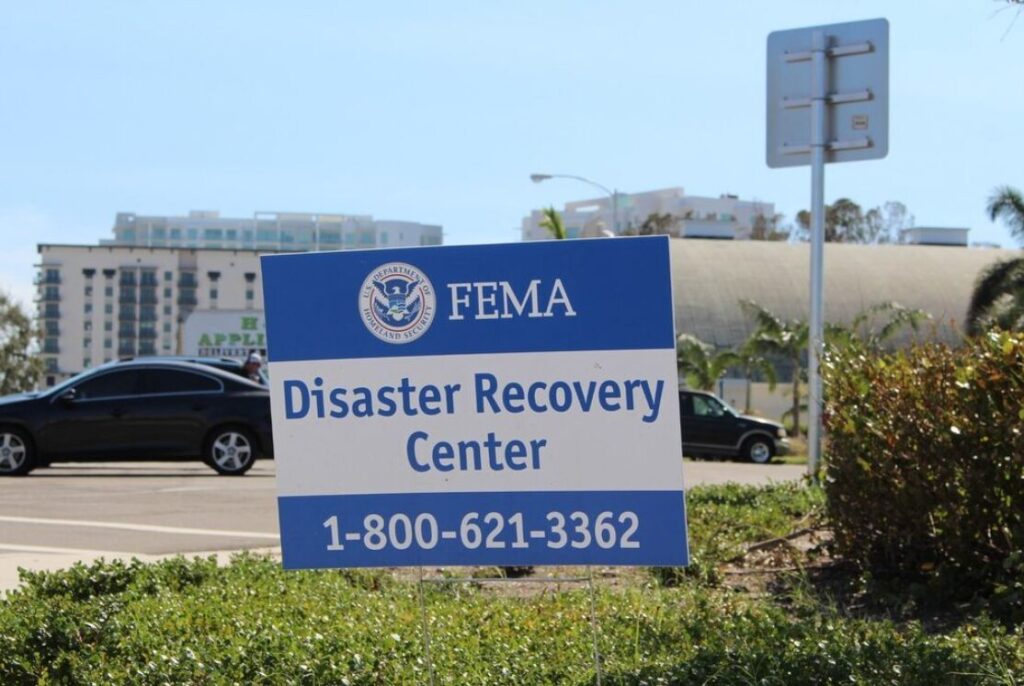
[669,239,1019,348]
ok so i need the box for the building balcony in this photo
[41,307,61,319]
[139,329,158,340]
[177,295,198,306]
[178,276,197,288]
[118,310,137,322]
[118,328,137,339]
[42,342,60,354]
[38,292,61,302]
[117,344,136,356]
[34,274,61,285]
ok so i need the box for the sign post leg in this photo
[587,566,603,685]
[807,29,828,483]
[417,566,437,686]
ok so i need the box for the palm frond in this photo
[966,257,1024,335]
[987,186,1024,241]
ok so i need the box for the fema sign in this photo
[261,237,688,569]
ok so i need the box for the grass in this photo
[1,483,1021,685]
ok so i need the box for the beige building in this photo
[522,187,774,241]
[37,244,271,385]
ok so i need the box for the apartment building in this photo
[108,209,443,251]
[521,187,774,241]
[36,209,444,385]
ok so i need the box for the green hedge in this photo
[823,331,1024,614]
[2,554,1022,685]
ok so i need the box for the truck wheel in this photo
[743,437,774,464]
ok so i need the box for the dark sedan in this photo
[0,359,273,476]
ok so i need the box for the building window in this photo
[164,305,172,316]
[210,288,218,300]
[105,286,113,297]
[244,272,256,283]
[104,338,112,349]
[164,287,172,298]
[83,338,92,349]
[83,358,92,369]
[163,322,172,332]
[45,358,58,373]
[165,271,173,281]
[104,321,112,332]
[83,321,92,332]
[246,289,254,300]
[104,303,113,315]
[84,303,92,314]
[84,285,93,297]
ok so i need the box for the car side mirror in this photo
[59,389,77,405]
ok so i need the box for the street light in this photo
[530,173,621,235]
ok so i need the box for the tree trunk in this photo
[791,359,801,438]
[744,372,753,414]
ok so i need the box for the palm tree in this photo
[539,206,567,240]
[987,186,1024,243]
[826,301,931,351]
[965,186,1024,335]
[739,301,809,436]
[734,338,778,415]
[676,334,741,392]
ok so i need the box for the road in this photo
[0,459,804,592]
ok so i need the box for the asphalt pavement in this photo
[0,459,804,593]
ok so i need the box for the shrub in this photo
[823,331,1024,615]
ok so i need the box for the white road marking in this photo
[0,515,279,540]
[0,543,123,556]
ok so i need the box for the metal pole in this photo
[586,566,603,686]
[611,191,620,235]
[417,566,437,686]
[807,30,827,481]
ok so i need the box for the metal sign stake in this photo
[807,30,827,481]
[767,18,889,482]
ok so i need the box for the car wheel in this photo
[0,428,35,476]
[743,436,774,464]
[204,427,257,476]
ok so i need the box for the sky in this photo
[1,1,1021,308]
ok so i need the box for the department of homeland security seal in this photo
[359,262,436,343]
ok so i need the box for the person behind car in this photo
[243,352,264,384]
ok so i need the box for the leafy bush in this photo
[2,554,1022,685]
[823,331,1024,616]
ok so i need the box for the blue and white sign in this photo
[261,236,688,569]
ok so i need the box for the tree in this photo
[636,212,678,236]
[987,186,1024,244]
[749,212,790,241]
[539,206,567,240]
[826,301,931,351]
[864,201,914,244]
[0,292,43,395]
[734,337,777,414]
[966,258,1024,335]
[796,199,913,244]
[965,186,1024,335]
[739,301,809,436]
[676,334,741,392]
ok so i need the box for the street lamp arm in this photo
[532,173,614,198]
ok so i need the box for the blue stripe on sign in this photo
[260,236,674,362]
[277,490,688,569]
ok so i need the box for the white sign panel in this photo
[767,18,889,168]
[260,237,688,569]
